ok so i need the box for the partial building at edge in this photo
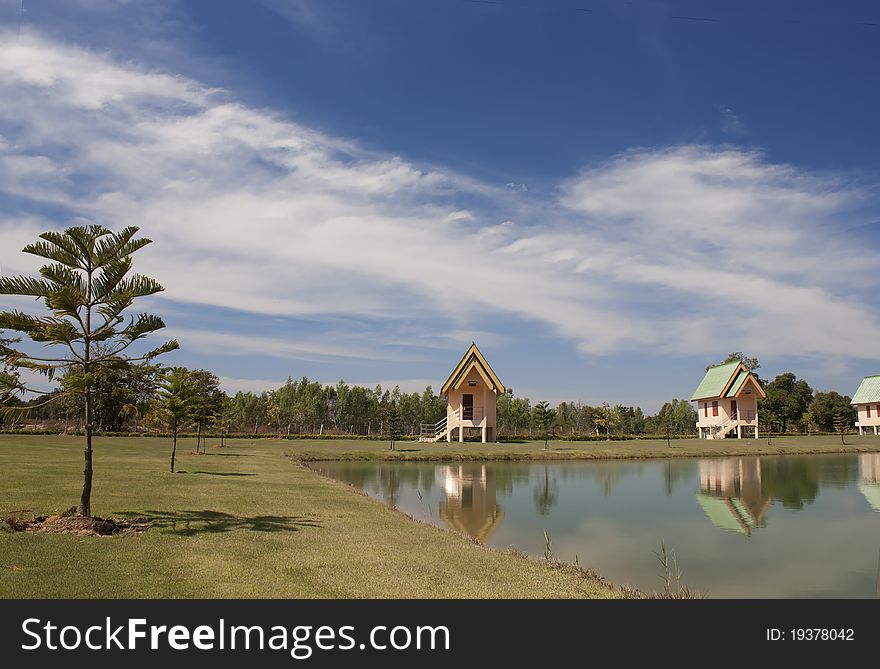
[852,376,880,436]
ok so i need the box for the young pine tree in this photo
[0,226,178,516]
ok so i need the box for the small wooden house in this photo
[420,342,505,443]
[852,375,880,436]
[691,361,765,439]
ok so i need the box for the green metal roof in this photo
[724,370,750,398]
[851,376,880,405]
[694,493,747,535]
[691,361,740,401]
[858,483,880,513]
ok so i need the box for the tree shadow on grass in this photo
[189,471,256,477]
[206,453,253,457]
[120,510,322,536]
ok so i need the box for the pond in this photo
[314,453,880,598]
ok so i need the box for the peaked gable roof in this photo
[440,343,505,396]
[851,376,880,405]
[691,361,765,401]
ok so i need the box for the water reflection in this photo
[316,453,880,597]
[860,453,880,513]
[695,458,770,535]
[436,464,504,543]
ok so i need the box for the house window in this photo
[868,405,873,418]
[712,401,719,417]
[703,403,708,417]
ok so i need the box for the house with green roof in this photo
[691,361,765,439]
[851,376,880,436]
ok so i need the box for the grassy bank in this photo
[0,435,616,598]
[285,434,880,461]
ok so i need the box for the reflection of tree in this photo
[494,464,531,495]
[663,460,697,496]
[533,465,559,515]
[592,463,621,496]
[817,456,860,488]
[760,458,819,510]
[377,466,403,508]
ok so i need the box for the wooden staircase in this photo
[707,416,737,440]
[420,409,460,442]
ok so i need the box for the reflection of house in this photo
[437,464,504,542]
[852,376,880,436]
[421,342,506,443]
[695,458,771,535]
[859,453,880,513]
[692,361,765,439]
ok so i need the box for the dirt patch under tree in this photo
[3,507,151,536]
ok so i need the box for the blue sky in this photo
[1,0,879,411]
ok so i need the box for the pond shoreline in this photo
[287,435,880,463]
[311,451,880,597]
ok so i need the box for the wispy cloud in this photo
[719,104,747,136]
[1,33,879,377]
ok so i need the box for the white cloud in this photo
[218,376,285,395]
[719,104,747,136]
[1,33,879,371]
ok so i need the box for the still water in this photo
[315,453,880,598]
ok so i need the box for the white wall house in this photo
[691,361,766,439]
[852,376,880,436]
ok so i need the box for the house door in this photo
[730,400,738,420]
[462,394,474,420]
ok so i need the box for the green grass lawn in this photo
[0,435,617,599]
[285,433,880,461]
[4,433,878,599]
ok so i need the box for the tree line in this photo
[4,353,863,440]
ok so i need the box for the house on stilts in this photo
[420,342,505,444]
[692,360,765,439]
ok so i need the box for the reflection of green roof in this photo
[859,483,880,513]
[851,376,880,405]
[695,493,748,535]
[691,361,740,400]
[725,370,749,397]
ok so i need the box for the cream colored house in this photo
[420,342,505,444]
[852,376,880,436]
[691,360,765,439]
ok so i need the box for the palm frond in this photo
[94,227,151,265]
[96,292,134,321]
[0,310,60,336]
[39,263,86,293]
[0,275,56,297]
[41,320,82,346]
[22,237,81,268]
[140,340,180,361]
[112,274,164,298]
[44,284,87,319]
[92,257,133,300]
[120,314,167,342]
[0,404,31,423]
[62,225,109,266]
